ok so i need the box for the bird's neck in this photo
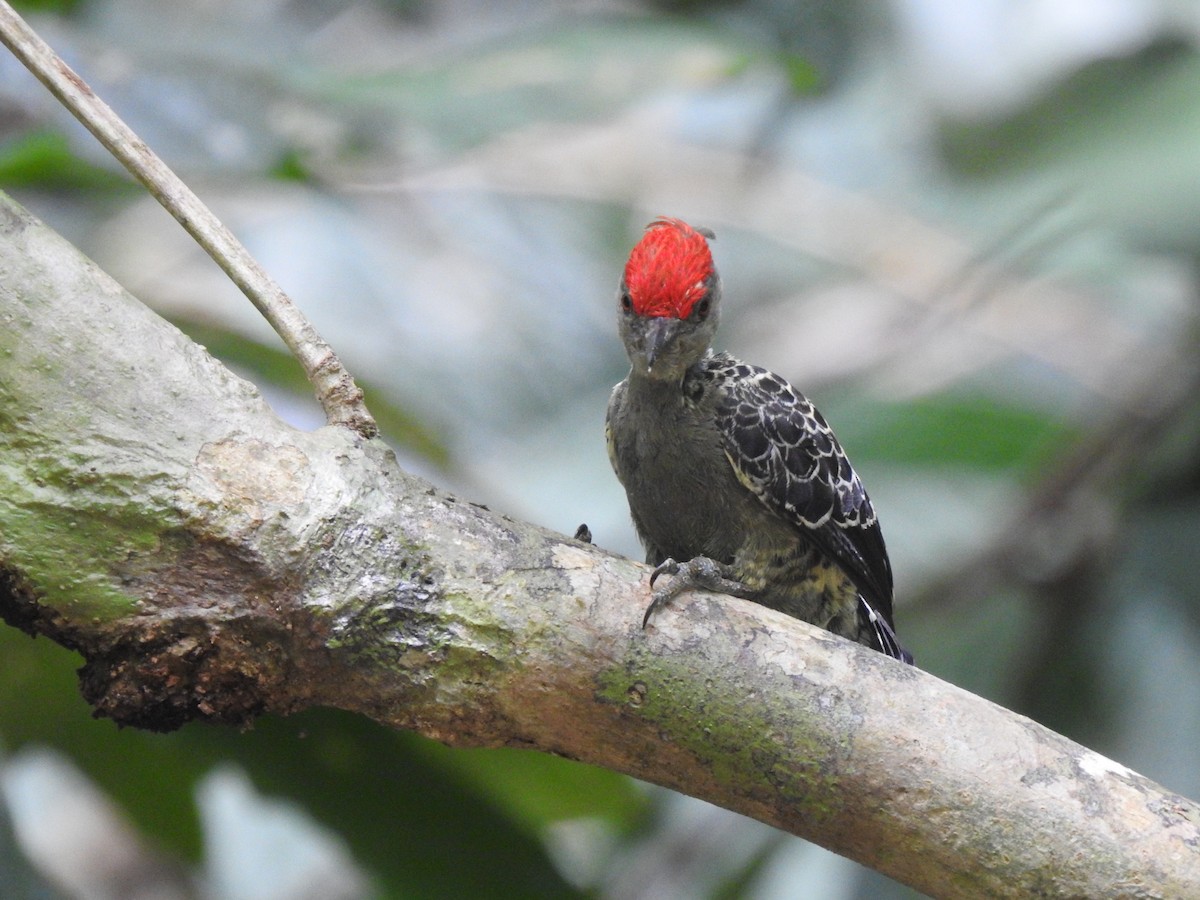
[626,356,708,399]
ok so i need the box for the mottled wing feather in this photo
[709,356,896,623]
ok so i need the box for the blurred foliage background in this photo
[3,0,1200,897]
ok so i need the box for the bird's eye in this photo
[694,298,711,320]
[620,292,633,312]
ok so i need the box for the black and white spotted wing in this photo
[707,354,898,631]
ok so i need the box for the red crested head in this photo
[622,217,715,319]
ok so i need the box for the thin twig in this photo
[0,1,377,438]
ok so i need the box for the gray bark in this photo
[1,191,1197,898]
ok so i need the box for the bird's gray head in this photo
[617,217,721,381]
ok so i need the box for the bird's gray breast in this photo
[609,367,758,565]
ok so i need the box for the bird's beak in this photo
[643,317,679,372]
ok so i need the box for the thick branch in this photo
[1,191,1198,898]
[0,0,376,437]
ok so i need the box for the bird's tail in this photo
[860,596,914,665]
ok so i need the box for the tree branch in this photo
[1,192,1197,898]
[0,0,376,438]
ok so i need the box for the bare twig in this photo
[0,0,377,438]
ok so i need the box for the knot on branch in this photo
[79,620,287,731]
[0,544,312,732]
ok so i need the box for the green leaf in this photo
[0,629,206,857]
[780,53,822,94]
[0,130,132,192]
[410,742,648,837]
[10,0,86,14]
[269,149,312,184]
[182,711,587,899]
[936,39,1200,246]
[832,391,1074,474]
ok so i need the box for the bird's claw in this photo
[641,595,664,629]
[642,557,747,628]
[648,558,679,588]
[643,558,679,628]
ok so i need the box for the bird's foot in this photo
[642,557,751,628]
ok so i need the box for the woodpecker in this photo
[606,217,912,663]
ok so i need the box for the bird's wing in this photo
[604,379,626,477]
[709,357,896,622]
